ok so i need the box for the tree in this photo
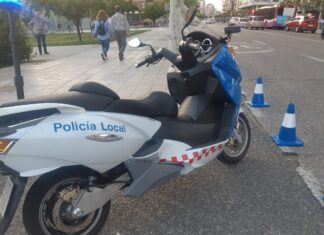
[165,0,197,8]
[0,10,32,67]
[184,0,197,7]
[282,0,322,15]
[105,0,138,16]
[143,2,165,26]
[169,0,185,52]
[31,0,100,42]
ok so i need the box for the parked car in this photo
[202,18,215,24]
[239,18,248,28]
[246,16,265,30]
[229,17,240,26]
[285,16,318,33]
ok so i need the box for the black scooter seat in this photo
[1,82,178,118]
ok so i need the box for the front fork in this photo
[232,121,243,145]
[0,163,27,235]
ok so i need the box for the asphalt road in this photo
[224,25,324,207]
[3,26,324,234]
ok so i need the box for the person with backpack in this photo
[93,10,111,61]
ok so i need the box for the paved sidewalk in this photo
[0,28,170,105]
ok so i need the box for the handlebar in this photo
[135,58,149,68]
[134,50,172,68]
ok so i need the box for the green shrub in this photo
[0,10,32,68]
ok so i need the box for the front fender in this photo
[1,155,75,177]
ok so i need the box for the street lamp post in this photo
[0,0,25,99]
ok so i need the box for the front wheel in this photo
[23,169,111,235]
[218,113,251,164]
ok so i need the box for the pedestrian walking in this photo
[111,5,130,61]
[92,10,111,61]
[29,11,49,55]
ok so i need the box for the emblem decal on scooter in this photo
[86,134,123,142]
[53,122,127,133]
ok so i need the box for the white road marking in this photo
[237,48,275,54]
[304,55,324,64]
[246,105,265,118]
[254,40,267,45]
[258,30,324,44]
[297,166,324,207]
[239,44,261,49]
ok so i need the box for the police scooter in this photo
[0,7,250,235]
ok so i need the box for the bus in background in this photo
[254,5,296,29]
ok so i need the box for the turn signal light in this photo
[228,44,236,57]
[0,140,14,154]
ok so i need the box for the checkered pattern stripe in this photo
[160,144,224,164]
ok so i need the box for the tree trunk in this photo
[169,0,185,52]
[76,23,82,42]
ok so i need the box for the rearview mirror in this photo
[224,26,241,35]
[128,37,142,48]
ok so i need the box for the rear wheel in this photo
[23,169,111,235]
[311,30,316,34]
[218,113,251,164]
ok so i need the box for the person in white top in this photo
[93,10,111,61]
[110,5,130,61]
[29,11,49,55]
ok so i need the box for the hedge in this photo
[0,10,32,68]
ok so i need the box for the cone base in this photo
[272,134,304,147]
[247,101,269,108]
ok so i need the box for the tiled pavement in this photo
[0,28,171,105]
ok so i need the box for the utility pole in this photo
[0,0,25,99]
[8,10,25,99]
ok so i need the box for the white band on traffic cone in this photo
[282,113,296,128]
[254,84,263,94]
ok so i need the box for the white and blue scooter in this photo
[0,7,250,235]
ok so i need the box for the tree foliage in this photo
[0,10,32,67]
[164,0,197,8]
[282,0,324,14]
[184,0,197,7]
[142,2,165,26]
[29,0,138,41]
[105,0,138,16]
[30,0,93,41]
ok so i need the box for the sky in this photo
[205,0,222,12]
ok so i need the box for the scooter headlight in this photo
[0,140,15,154]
